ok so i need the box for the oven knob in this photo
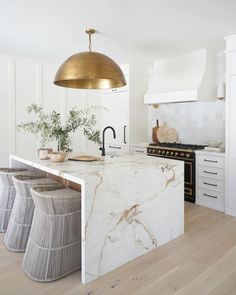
[170,151,174,156]
[158,150,161,154]
[180,153,184,157]
[175,152,179,156]
[162,150,166,155]
[186,153,190,158]
[166,151,169,155]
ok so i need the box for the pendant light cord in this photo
[86,28,95,52]
[88,32,92,52]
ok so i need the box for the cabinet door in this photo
[227,75,236,212]
[103,84,128,95]
[100,90,129,145]
[229,52,236,75]
[228,76,236,158]
[228,158,236,209]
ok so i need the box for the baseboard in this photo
[196,200,225,212]
[225,207,236,217]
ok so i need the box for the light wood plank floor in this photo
[1,203,236,295]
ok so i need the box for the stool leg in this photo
[22,208,81,282]
[0,186,16,233]
[4,193,35,252]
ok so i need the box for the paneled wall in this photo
[0,55,10,166]
[0,53,101,166]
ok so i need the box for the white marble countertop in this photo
[195,150,225,156]
[10,153,184,284]
[11,153,183,184]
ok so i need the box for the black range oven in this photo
[147,143,205,203]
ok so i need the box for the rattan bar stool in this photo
[22,185,81,282]
[4,175,60,252]
[0,168,34,232]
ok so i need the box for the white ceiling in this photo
[1,0,236,64]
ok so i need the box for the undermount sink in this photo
[106,154,121,158]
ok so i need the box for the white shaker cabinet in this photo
[100,79,129,146]
[195,151,225,212]
[225,35,236,216]
[100,64,148,151]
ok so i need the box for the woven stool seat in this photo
[4,175,60,252]
[0,168,35,232]
[22,185,81,282]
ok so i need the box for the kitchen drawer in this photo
[198,176,224,192]
[129,146,146,155]
[198,165,224,180]
[105,144,129,156]
[198,154,225,168]
[198,187,224,205]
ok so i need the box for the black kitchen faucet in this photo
[99,126,116,156]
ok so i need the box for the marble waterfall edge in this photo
[10,154,184,284]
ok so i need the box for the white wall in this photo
[0,55,10,166]
[148,100,225,145]
[0,53,101,166]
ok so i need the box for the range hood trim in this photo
[144,49,217,104]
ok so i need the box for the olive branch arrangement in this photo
[18,103,101,153]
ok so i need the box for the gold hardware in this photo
[54,28,126,89]
[148,104,159,109]
[86,29,95,52]
[185,162,193,185]
[184,188,192,195]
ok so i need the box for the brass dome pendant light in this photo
[54,29,126,89]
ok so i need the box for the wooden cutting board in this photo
[157,124,178,143]
[68,155,99,162]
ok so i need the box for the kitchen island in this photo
[10,154,184,284]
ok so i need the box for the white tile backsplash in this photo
[148,101,225,145]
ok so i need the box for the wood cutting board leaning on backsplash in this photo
[152,120,160,143]
[157,122,178,143]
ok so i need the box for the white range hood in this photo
[144,49,216,104]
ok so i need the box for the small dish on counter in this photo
[50,152,66,162]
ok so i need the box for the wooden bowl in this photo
[50,152,66,162]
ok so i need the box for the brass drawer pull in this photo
[204,170,217,175]
[204,193,217,199]
[204,181,217,187]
